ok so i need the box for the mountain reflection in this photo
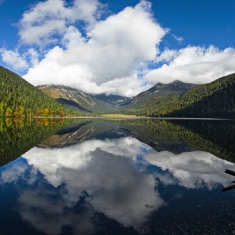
[1,119,235,234]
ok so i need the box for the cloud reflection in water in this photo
[22,137,163,229]
[1,136,235,234]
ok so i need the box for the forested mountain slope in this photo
[170,73,235,118]
[126,80,197,109]
[0,66,79,117]
[128,73,235,119]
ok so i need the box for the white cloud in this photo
[0,48,28,70]
[0,47,41,71]
[18,0,103,45]
[173,34,184,43]
[2,0,235,96]
[155,48,177,63]
[20,0,166,96]
[145,45,235,85]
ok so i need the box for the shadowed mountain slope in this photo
[38,85,130,113]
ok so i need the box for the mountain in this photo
[169,73,235,118]
[0,66,79,117]
[38,85,130,113]
[130,73,235,118]
[126,80,197,109]
[38,81,196,114]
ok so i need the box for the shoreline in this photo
[1,116,233,121]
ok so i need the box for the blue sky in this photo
[104,0,235,49]
[0,0,234,96]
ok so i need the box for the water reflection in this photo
[222,169,235,192]
[145,150,235,189]
[0,117,81,166]
[0,119,235,234]
[15,138,164,232]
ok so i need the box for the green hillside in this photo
[125,93,180,116]
[0,66,81,117]
[127,73,235,118]
[126,80,197,109]
[171,73,235,118]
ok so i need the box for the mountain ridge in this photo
[38,84,131,113]
[38,80,197,113]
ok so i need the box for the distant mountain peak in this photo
[172,80,183,84]
[126,80,197,109]
[155,82,164,85]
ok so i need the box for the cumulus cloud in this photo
[146,46,235,85]
[0,47,41,71]
[18,0,103,45]
[19,0,166,96]
[154,48,177,63]
[0,48,28,70]
[27,48,40,66]
[1,0,235,96]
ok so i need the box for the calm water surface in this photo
[0,118,235,234]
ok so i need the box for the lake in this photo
[0,118,235,234]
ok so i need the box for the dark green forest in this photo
[125,73,235,118]
[0,66,82,117]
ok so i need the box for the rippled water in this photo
[0,118,235,234]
